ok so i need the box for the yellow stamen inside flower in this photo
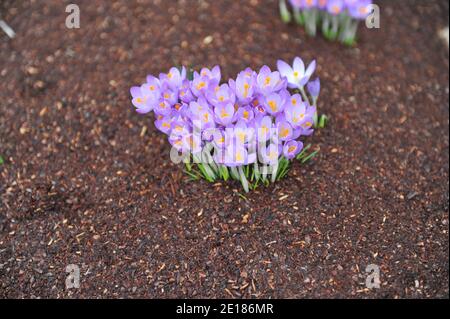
[167,72,173,79]
[159,102,166,108]
[218,137,225,144]
[203,113,210,122]
[219,96,225,102]
[162,122,171,129]
[220,109,229,118]
[149,85,155,91]
[293,71,299,78]
[268,100,277,112]
[196,81,206,90]
[136,98,143,104]
[332,5,341,14]
[261,126,269,135]
[180,91,185,97]
[243,111,249,119]
[288,145,297,153]
[175,104,181,111]
[303,121,312,128]
[253,100,259,107]
[236,152,244,162]
[243,83,250,98]
[265,76,271,86]
[280,128,290,138]
[164,93,170,99]
[292,98,297,106]
[237,132,246,143]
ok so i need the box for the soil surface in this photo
[0,0,448,299]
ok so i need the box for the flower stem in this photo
[238,166,250,193]
[279,0,292,24]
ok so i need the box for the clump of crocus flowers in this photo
[130,57,322,192]
[279,0,373,45]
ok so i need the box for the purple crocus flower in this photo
[259,143,282,165]
[256,115,274,142]
[230,120,255,146]
[170,120,190,137]
[160,84,179,106]
[277,118,294,141]
[262,91,288,115]
[283,140,303,159]
[142,75,161,98]
[288,93,304,108]
[155,116,172,135]
[153,100,172,116]
[214,103,235,126]
[284,100,309,128]
[191,73,216,98]
[307,78,321,98]
[179,79,195,103]
[235,105,255,123]
[256,65,286,96]
[169,132,191,152]
[212,129,227,150]
[223,143,256,167]
[233,69,256,103]
[301,0,318,9]
[327,0,345,15]
[188,96,210,116]
[130,86,153,114]
[182,133,202,154]
[347,0,372,19]
[199,65,221,84]
[289,0,302,8]
[189,97,215,130]
[317,0,328,9]
[160,67,186,90]
[250,96,267,116]
[207,83,236,107]
[277,57,316,89]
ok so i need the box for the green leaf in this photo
[343,37,356,46]
[0,155,4,165]
[296,144,312,160]
[187,68,195,81]
[238,166,250,193]
[237,192,248,201]
[184,170,200,181]
[301,150,319,164]
[318,114,328,128]
[197,163,215,182]
[252,178,260,190]
[279,0,292,24]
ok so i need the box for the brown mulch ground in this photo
[0,0,448,299]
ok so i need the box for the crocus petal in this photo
[293,57,306,75]
[277,60,293,79]
[130,86,141,98]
